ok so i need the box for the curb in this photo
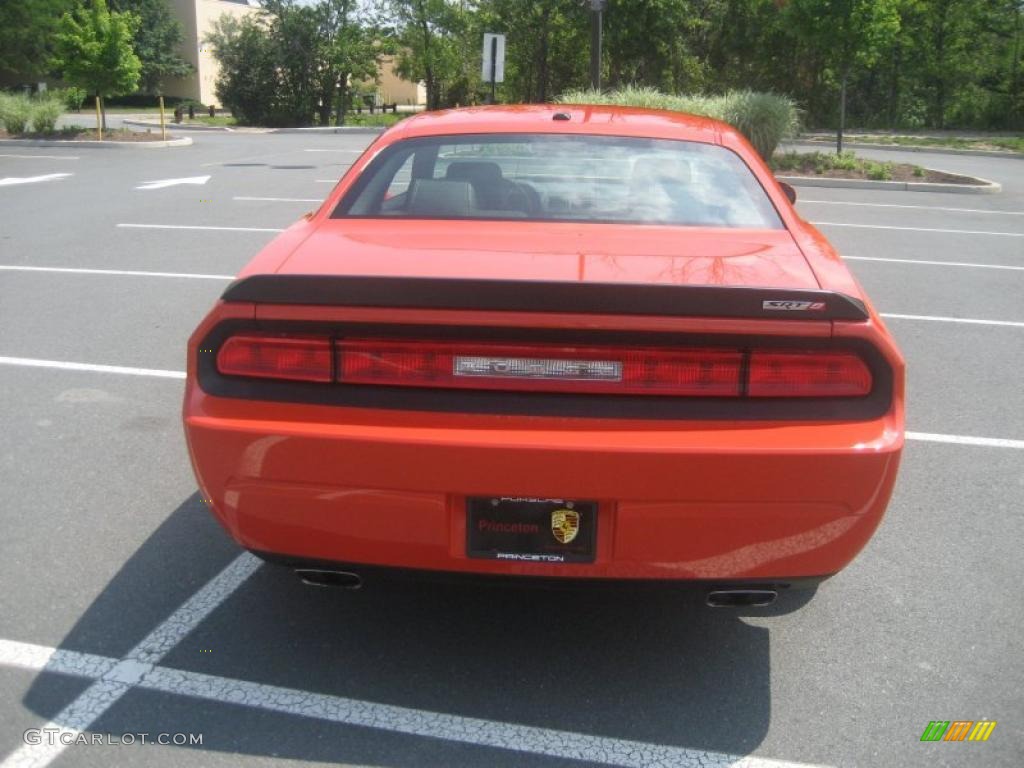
[777,173,1001,195]
[0,136,192,149]
[795,138,1024,160]
[123,119,234,132]
[270,126,387,134]
[121,120,387,135]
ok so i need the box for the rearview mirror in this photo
[779,181,797,204]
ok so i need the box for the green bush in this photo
[56,87,88,112]
[831,151,859,171]
[769,151,804,172]
[557,86,799,159]
[865,161,893,181]
[0,93,33,134]
[717,90,800,160]
[31,94,65,134]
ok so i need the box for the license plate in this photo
[466,497,596,563]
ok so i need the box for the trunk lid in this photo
[272,219,821,291]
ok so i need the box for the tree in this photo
[52,0,142,129]
[205,14,280,124]
[206,0,382,126]
[388,0,469,109]
[109,0,192,95]
[486,0,588,103]
[314,0,383,125]
[604,0,705,93]
[0,0,76,79]
[783,0,901,151]
[1001,0,1024,128]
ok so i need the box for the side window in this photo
[384,153,415,199]
[345,146,417,215]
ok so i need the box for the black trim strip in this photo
[195,320,893,421]
[222,275,869,322]
[250,549,832,593]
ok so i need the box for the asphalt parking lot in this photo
[1,131,1021,768]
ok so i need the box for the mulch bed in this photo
[803,166,980,184]
[0,128,169,142]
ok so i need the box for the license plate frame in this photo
[466,497,597,563]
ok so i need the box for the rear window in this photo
[333,133,782,229]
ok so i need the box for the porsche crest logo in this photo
[551,508,580,544]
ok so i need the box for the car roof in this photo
[386,104,727,145]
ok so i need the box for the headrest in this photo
[445,161,504,185]
[406,179,478,216]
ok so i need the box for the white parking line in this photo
[138,666,818,768]
[135,175,210,191]
[0,639,116,679]
[801,200,1024,216]
[880,313,1024,328]
[0,357,186,379]
[907,432,1024,450]
[0,173,72,188]
[234,196,321,203]
[5,266,1024,329]
[117,223,285,233]
[121,554,262,665]
[1,679,130,768]
[6,265,1024,328]
[315,179,339,183]
[0,154,80,160]
[845,256,1024,271]
[304,148,363,153]
[0,265,234,280]
[0,554,260,768]
[813,221,1024,237]
[0,633,829,768]
[5,355,1024,452]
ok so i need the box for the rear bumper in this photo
[254,551,832,594]
[184,384,903,581]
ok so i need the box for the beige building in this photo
[164,0,259,107]
[374,56,427,108]
[164,1,426,109]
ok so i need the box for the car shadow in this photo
[22,493,775,766]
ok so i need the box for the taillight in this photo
[212,334,873,398]
[338,340,743,396]
[216,335,332,382]
[748,350,872,397]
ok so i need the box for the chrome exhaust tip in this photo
[295,569,363,590]
[706,589,778,608]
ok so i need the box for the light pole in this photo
[589,0,606,91]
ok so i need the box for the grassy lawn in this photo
[337,112,406,127]
[89,106,164,114]
[806,133,1024,154]
[58,108,410,129]
[172,115,238,127]
[863,135,1024,153]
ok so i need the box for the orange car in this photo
[184,105,904,608]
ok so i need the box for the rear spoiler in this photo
[221,275,869,322]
